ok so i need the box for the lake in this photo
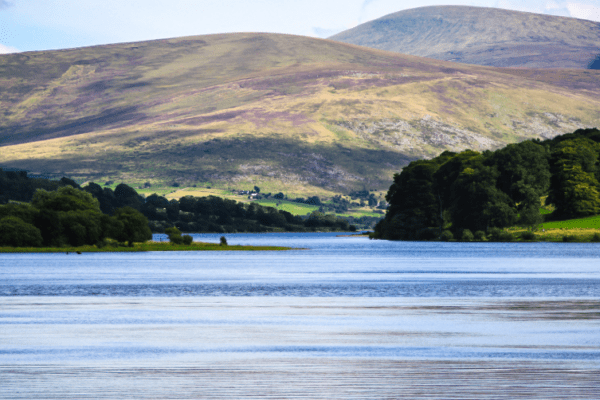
[1,233,599,399]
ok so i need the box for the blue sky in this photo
[1,0,600,53]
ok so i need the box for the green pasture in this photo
[254,199,319,214]
[541,214,600,230]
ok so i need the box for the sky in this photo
[1,0,600,54]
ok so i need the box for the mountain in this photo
[330,6,600,69]
[0,32,599,196]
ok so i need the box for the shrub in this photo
[165,226,183,244]
[562,235,578,242]
[591,233,600,242]
[521,231,536,241]
[474,230,486,241]
[461,229,474,242]
[220,236,228,246]
[440,230,453,241]
[488,228,514,242]
[182,235,193,245]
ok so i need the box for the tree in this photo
[112,207,152,246]
[166,200,180,221]
[32,187,106,246]
[60,210,105,246]
[32,186,101,213]
[84,182,116,215]
[0,216,43,247]
[490,140,550,203]
[376,156,450,240]
[114,183,143,210]
[547,138,600,218]
[446,156,517,233]
[0,203,39,224]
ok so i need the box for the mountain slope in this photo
[0,33,599,195]
[330,6,600,69]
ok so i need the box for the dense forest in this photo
[0,170,356,247]
[373,128,600,240]
[0,183,152,247]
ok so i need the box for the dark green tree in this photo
[31,187,105,246]
[0,216,43,247]
[547,138,600,218]
[112,207,152,246]
[375,158,446,240]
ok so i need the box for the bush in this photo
[220,236,228,246]
[461,229,474,242]
[562,235,578,242]
[521,231,536,241]
[474,230,486,241]
[440,230,453,241]
[182,234,193,245]
[488,228,514,242]
[591,233,600,242]
[165,226,183,244]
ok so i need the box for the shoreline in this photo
[0,241,296,253]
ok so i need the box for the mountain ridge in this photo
[330,6,600,69]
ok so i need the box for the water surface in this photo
[1,233,599,398]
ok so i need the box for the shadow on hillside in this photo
[0,106,146,146]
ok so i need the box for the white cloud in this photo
[567,2,600,21]
[0,43,19,53]
[543,1,571,17]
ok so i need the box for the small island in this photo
[0,241,293,253]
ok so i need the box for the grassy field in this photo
[505,227,600,242]
[158,187,385,219]
[1,32,599,195]
[540,215,600,230]
[0,241,294,253]
[253,199,319,215]
[502,213,600,242]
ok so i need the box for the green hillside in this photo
[331,6,600,69]
[1,32,599,196]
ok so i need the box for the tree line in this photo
[0,185,151,247]
[139,193,355,233]
[0,170,356,247]
[373,128,600,240]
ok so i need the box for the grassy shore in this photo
[0,241,295,253]
[506,228,600,242]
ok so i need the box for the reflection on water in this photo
[1,234,599,398]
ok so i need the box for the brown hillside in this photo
[0,32,599,194]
